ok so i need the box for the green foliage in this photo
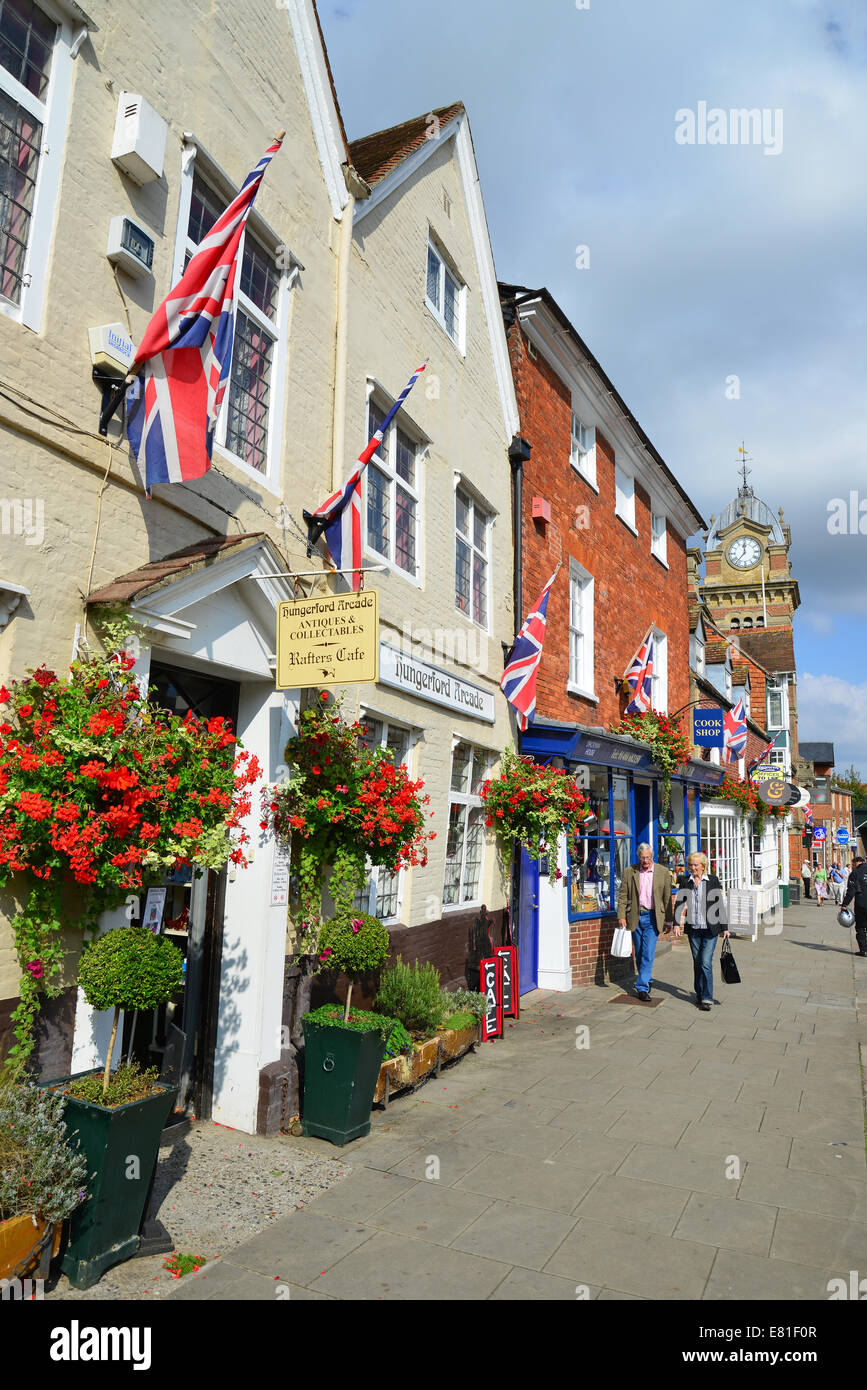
[0,1068,89,1222]
[317,912,390,979]
[303,1004,408,1055]
[439,986,486,1022]
[64,1060,161,1109]
[374,956,445,1034]
[77,927,184,1013]
[441,1011,477,1032]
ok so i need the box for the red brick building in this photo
[500,285,718,988]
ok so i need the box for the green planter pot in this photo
[46,1073,177,1289]
[301,1018,387,1146]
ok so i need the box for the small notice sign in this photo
[727,888,756,933]
[276,591,378,690]
[270,841,291,907]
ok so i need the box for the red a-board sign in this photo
[480,956,503,1040]
[495,945,519,1019]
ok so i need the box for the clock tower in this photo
[700,457,800,634]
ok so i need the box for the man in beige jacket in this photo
[617,842,674,1001]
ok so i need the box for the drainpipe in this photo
[507,433,532,645]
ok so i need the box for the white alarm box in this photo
[111,93,167,185]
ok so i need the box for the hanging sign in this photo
[757,777,788,805]
[276,591,379,690]
[836,828,850,845]
[692,710,725,747]
[812,826,827,842]
[495,945,519,1019]
[480,956,503,1040]
[750,764,778,784]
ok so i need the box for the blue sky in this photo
[320,0,867,772]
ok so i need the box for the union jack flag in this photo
[724,698,748,765]
[622,627,654,714]
[748,730,781,772]
[307,363,426,592]
[127,136,283,493]
[501,568,559,732]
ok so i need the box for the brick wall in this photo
[506,323,690,727]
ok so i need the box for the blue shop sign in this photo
[693,709,724,747]
[572,733,653,771]
[678,760,726,787]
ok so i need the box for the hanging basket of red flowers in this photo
[259,694,435,960]
[0,646,261,1062]
[481,749,590,875]
[609,710,690,818]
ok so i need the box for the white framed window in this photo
[767,688,784,728]
[693,635,705,677]
[175,157,291,490]
[0,0,75,332]
[568,559,595,699]
[570,410,596,486]
[455,484,490,630]
[615,462,636,531]
[651,628,668,713]
[443,741,491,908]
[363,393,422,581]
[769,748,788,773]
[354,716,416,923]
[651,509,667,564]
[425,237,464,350]
[701,811,741,894]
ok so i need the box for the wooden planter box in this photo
[0,1213,61,1282]
[373,1022,480,1105]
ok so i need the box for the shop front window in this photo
[701,813,741,894]
[569,766,614,915]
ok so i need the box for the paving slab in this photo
[450,1199,578,1269]
[770,1208,867,1270]
[389,1137,494,1186]
[572,1174,691,1233]
[454,1150,600,1213]
[488,1265,593,1299]
[677,1119,792,1168]
[606,1107,695,1147]
[369,1181,489,1245]
[672,1192,778,1256]
[303,1167,417,1221]
[738,1160,867,1219]
[619,1143,743,1197]
[311,1229,510,1300]
[703,1248,834,1301]
[544,1215,716,1299]
[211,1209,374,1287]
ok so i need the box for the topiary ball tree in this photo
[317,912,390,1024]
[77,927,185,1098]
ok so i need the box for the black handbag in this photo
[720,937,741,985]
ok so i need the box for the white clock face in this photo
[727,537,762,569]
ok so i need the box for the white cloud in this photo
[798,672,867,773]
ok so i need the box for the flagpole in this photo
[618,619,657,694]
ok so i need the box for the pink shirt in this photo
[638,864,654,909]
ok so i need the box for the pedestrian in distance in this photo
[801,857,812,899]
[616,841,674,1002]
[829,861,846,906]
[813,864,828,908]
[842,858,867,957]
[673,851,730,1010]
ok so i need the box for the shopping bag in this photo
[719,937,741,985]
[611,925,633,958]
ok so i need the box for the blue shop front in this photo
[515,720,725,992]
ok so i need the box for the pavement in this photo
[166,898,867,1301]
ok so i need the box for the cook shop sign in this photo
[378,643,495,723]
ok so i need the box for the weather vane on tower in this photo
[737,442,753,494]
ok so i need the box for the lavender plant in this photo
[0,1069,89,1223]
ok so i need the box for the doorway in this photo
[122,660,240,1122]
[517,847,539,993]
